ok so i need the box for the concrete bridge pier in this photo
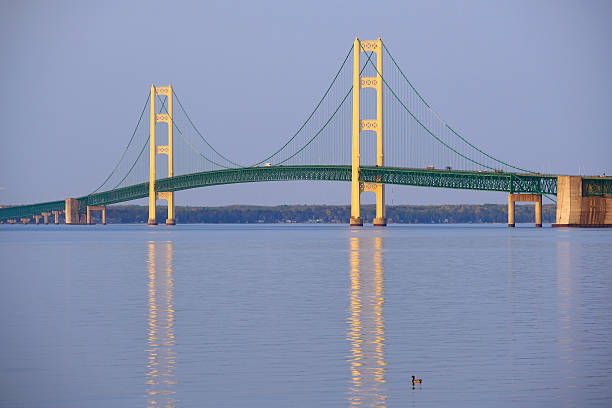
[52,210,61,224]
[507,195,514,227]
[41,212,51,224]
[21,218,30,224]
[553,176,612,227]
[86,206,106,225]
[65,198,79,224]
[508,193,542,227]
[33,215,42,224]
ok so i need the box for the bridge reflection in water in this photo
[348,234,388,407]
[146,241,178,407]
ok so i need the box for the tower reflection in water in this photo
[348,234,387,407]
[147,241,178,407]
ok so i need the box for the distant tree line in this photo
[101,204,556,224]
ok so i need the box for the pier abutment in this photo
[553,176,612,227]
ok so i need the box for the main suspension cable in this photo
[252,44,354,166]
[172,89,244,167]
[109,94,175,189]
[154,89,232,169]
[275,48,376,165]
[90,91,150,193]
[360,40,497,171]
[381,40,534,174]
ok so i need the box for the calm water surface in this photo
[0,224,610,407]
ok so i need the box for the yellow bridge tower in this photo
[350,37,386,227]
[148,84,175,225]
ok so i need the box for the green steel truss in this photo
[360,167,557,195]
[0,165,561,221]
[0,200,66,222]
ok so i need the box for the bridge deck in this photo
[2,165,607,221]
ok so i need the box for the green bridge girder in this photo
[0,165,566,221]
[0,199,66,222]
[359,167,558,195]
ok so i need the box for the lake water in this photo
[0,224,610,407]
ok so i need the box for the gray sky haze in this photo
[1,0,610,206]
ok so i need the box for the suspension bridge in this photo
[1,38,610,227]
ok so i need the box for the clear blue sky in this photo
[1,0,610,206]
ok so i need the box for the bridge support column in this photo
[350,38,363,227]
[148,84,175,225]
[553,176,612,227]
[86,206,106,225]
[33,215,42,224]
[52,210,61,224]
[373,184,386,227]
[373,37,386,227]
[351,37,386,226]
[21,218,30,224]
[41,212,50,224]
[65,198,79,225]
[508,193,542,227]
[148,86,157,225]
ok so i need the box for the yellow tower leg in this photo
[148,84,157,225]
[350,37,363,226]
[373,37,386,227]
[166,85,175,225]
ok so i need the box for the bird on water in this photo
[412,376,422,384]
